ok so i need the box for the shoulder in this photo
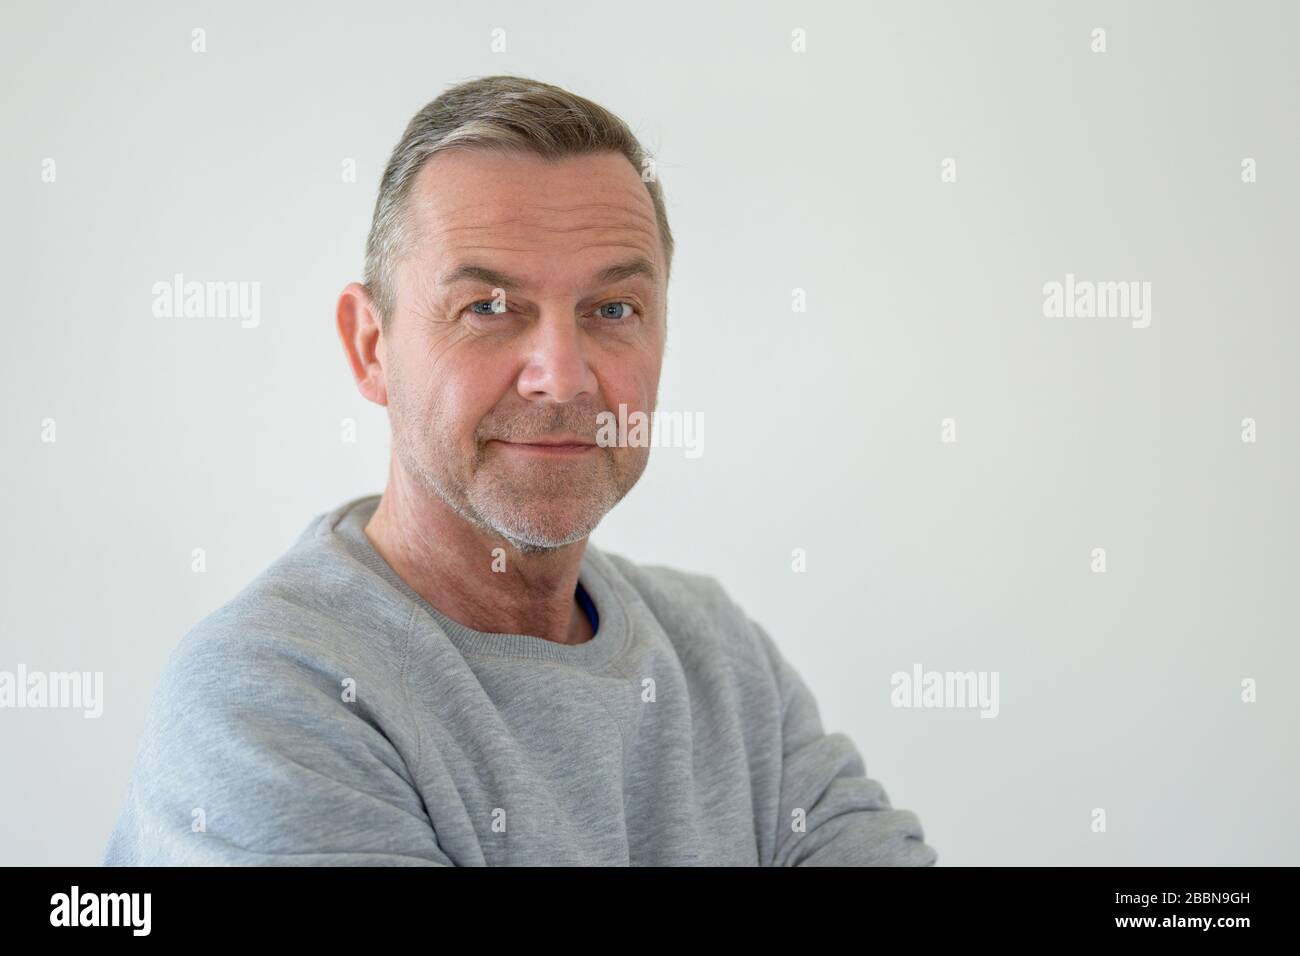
[148,533,416,743]
[592,547,777,681]
[179,498,412,672]
[598,548,734,614]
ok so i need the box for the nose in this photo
[516,308,599,404]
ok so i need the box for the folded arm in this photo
[751,619,938,867]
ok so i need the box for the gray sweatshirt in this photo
[103,494,937,866]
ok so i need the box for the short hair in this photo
[363,74,674,330]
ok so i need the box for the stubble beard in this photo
[394,421,642,555]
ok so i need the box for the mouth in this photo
[488,439,598,457]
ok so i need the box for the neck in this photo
[363,459,592,646]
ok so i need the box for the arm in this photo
[752,619,938,867]
[103,627,452,866]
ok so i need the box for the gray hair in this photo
[363,74,674,329]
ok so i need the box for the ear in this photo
[336,282,388,406]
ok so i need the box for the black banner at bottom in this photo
[0,865,1283,942]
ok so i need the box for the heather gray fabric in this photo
[103,494,937,866]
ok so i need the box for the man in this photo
[104,75,937,866]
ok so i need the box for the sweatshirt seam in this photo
[398,603,424,784]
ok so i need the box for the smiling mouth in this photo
[488,439,597,456]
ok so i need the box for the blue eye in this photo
[467,300,506,316]
[464,300,636,321]
[598,302,635,320]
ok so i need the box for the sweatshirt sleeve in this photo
[102,625,453,867]
[750,618,938,867]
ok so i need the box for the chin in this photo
[501,523,594,552]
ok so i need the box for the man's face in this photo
[382,149,667,553]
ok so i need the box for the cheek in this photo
[402,338,506,440]
[440,368,514,446]
[602,366,657,416]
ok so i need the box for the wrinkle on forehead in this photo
[418,202,659,253]
[404,152,664,269]
[427,221,660,256]
[445,195,658,221]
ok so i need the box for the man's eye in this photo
[467,300,507,317]
[464,300,636,321]
[597,301,636,320]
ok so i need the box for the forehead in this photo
[406,148,665,291]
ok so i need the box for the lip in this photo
[489,439,597,456]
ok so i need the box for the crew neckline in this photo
[323,494,632,670]
[575,580,599,635]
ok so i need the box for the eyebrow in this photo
[440,256,658,292]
